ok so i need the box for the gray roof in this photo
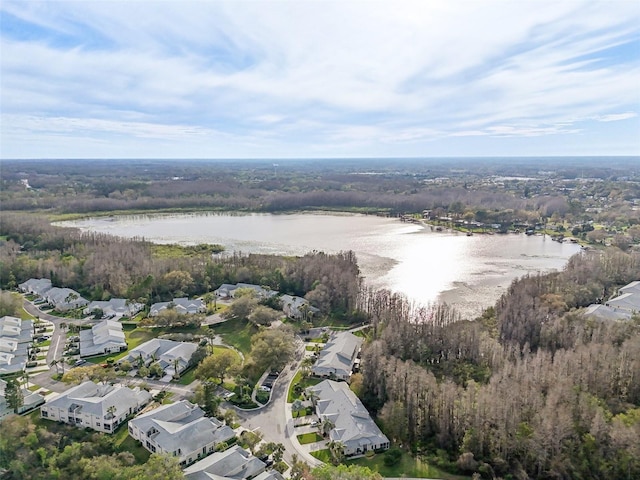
[45,381,151,419]
[79,320,126,357]
[19,278,52,296]
[312,332,363,378]
[150,297,205,316]
[183,445,267,480]
[620,280,640,295]
[85,299,144,318]
[120,339,197,374]
[280,295,320,318]
[583,304,631,321]
[606,292,640,312]
[0,317,32,375]
[308,380,389,451]
[44,287,88,309]
[130,400,234,457]
[214,284,277,299]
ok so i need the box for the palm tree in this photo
[321,417,335,437]
[22,369,30,389]
[106,405,117,422]
[327,440,345,465]
[173,358,181,379]
[50,359,59,375]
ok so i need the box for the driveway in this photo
[230,337,323,467]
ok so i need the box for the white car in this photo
[259,386,271,392]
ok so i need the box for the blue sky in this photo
[1,0,639,159]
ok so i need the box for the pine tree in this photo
[5,378,24,413]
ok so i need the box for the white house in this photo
[280,294,320,320]
[118,339,197,378]
[311,331,363,382]
[41,381,151,433]
[128,400,235,466]
[0,378,45,421]
[149,297,206,316]
[307,380,390,457]
[84,298,144,319]
[214,283,278,299]
[43,287,89,311]
[183,444,284,480]
[0,316,33,375]
[584,280,640,321]
[18,278,52,297]
[79,319,127,358]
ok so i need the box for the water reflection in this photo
[59,212,581,318]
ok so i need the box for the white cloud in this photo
[594,112,638,122]
[1,0,639,157]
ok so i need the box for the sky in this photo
[1,0,639,159]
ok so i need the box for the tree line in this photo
[357,249,640,479]
[0,213,361,317]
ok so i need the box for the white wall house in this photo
[41,381,151,433]
[183,444,284,480]
[0,316,33,375]
[214,283,278,299]
[311,331,363,382]
[584,280,640,321]
[18,278,52,297]
[79,320,127,357]
[307,380,390,457]
[149,298,206,316]
[84,298,144,319]
[128,400,235,466]
[280,294,320,320]
[118,339,197,378]
[43,287,89,311]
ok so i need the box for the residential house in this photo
[128,400,235,466]
[311,331,363,382]
[43,287,89,311]
[79,319,127,358]
[0,316,33,375]
[280,294,319,320]
[118,339,197,379]
[0,378,45,421]
[41,381,151,433]
[183,444,284,480]
[149,297,206,316]
[307,380,390,457]
[18,278,52,298]
[84,298,144,319]
[214,283,278,299]
[584,280,640,321]
[583,304,630,322]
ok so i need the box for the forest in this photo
[0,213,361,317]
[357,249,640,479]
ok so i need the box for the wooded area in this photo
[358,249,640,479]
[0,213,361,317]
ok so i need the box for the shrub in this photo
[383,447,402,466]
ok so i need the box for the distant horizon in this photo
[3,155,639,162]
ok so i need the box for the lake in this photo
[58,212,582,318]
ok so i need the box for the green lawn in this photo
[288,371,322,402]
[113,423,150,463]
[176,367,197,385]
[297,432,323,444]
[208,318,257,354]
[347,451,469,479]
[86,327,156,364]
[310,449,332,462]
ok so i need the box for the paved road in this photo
[230,337,323,467]
[23,299,89,392]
